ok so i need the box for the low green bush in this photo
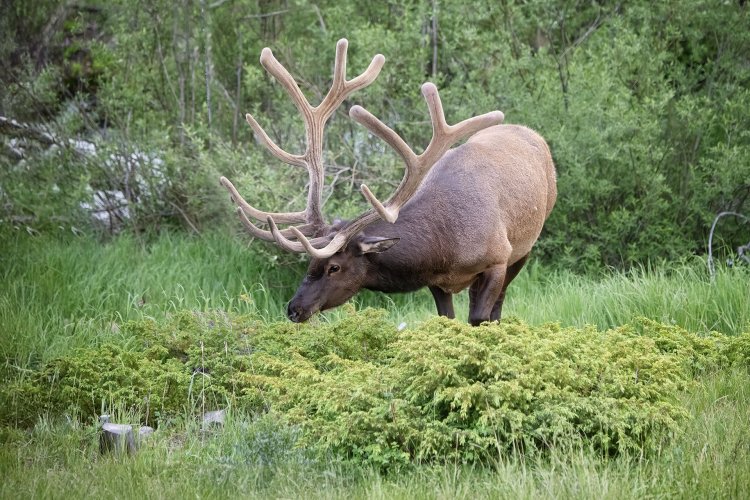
[3,309,748,468]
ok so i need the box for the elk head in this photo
[220,39,504,322]
[285,233,400,323]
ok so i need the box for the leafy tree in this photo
[1,0,748,271]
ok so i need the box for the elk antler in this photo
[220,38,385,241]
[223,40,503,259]
[354,83,505,223]
[268,82,504,259]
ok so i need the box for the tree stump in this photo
[99,415,136,455]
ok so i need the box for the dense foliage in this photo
[4,308,748,467]
[1,0,748,271]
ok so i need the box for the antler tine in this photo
[318,39,385,122]
[347,53,386,93]
[220,176,307,225]
[259,47,312,116]
[233,206,317,241]
[244,114,307,168]
[351,83,504,224]
[420,83,505,168]
[235,208,317,242]
[330,38,349,92]
[349,105,418,223]
[267,212,383,259]
[266,217,345,258]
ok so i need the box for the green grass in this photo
[1,229,749,498]
[507,261,750,335]
[0,230,301,368]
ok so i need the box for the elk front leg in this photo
[429,286,455,318]
[468,265,507,326]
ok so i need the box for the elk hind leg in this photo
[490,254,530,322]
[429,286,455,318]
[468,265,507,326]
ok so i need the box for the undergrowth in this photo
[3,308,748,469]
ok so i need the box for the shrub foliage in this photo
[3,309,748,467]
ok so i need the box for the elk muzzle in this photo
[287,300,317,323]
[286,284,322,323]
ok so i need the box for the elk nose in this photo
[287,303,304,323]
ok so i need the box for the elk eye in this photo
[328,264,341,275]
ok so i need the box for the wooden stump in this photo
[99,415,153,455]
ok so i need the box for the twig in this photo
[431,0,439,79]
[311,5,327,33]
[168,200,201,235]
[150,12,180,111]
[7,363,35,374]
[240,9,290,20]
[199,0,214,139]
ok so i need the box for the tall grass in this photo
[389,260,749,334]
[1,229,748,370]
[0,230,300,367]
[507,261,750,335]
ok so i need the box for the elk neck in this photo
[356,210,447,294]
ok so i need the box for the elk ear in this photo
[357,236,400,255]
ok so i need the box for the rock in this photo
[138,426,155,439]
[202,409,226,429]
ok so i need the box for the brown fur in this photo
[287,124,557,325]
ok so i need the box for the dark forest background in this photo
[1,0,748,272]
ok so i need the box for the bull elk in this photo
[220,39,556,326]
